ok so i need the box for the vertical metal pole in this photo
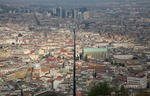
[21,89,24,96]
[73,29,76,96]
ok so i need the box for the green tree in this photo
[84,55,88,62]
[119,85,129,96]
[136,90,149,96]
[88,82,112,96]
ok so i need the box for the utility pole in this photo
[73,28,76,96]
[21,89,24,96]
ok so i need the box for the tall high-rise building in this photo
[83,11,90,20]
[71,9,75,19]
[53,7,60,17]
[53,8,57,16]
[73,9,78,19]
[60,7,66,18]
[60,7,63,18]
[56,7,60,17]
[66,10,73,18]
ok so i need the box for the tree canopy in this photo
[88,82,112,96]
[88,82,130,96]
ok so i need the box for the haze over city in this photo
[0,0,150,96]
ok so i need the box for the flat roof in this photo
[83,48,107,53]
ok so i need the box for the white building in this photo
[126,76,147,89]
[113,55,133,60]
[112,42,134,48]
[6,39,16,44]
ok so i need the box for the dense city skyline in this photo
[0,0,150,96]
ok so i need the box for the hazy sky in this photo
[0,0,127,4]
[0,0,130,5]
[0,0,146,7]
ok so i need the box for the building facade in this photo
[83,48,108,60]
